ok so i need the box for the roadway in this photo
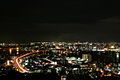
[13,50,64,73]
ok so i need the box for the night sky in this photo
[0,1,120,42]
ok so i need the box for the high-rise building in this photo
[82,54,92,62]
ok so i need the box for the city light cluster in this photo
[0,42,120,79]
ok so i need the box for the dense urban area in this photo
[0,42,120,80]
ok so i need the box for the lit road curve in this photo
[13,52,36,73]
[13,50,46,73]
[13,50,64,73]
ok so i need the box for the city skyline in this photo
[1,1,120,80]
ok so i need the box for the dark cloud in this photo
[0,1,120,42]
